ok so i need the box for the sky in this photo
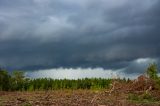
[0,0,160,79]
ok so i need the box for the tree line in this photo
[0,68,112,91]
[0,63,159,91]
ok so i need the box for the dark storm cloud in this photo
[0,0,160,74]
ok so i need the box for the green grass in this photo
[0,97,2,106]
[128,93,160,104]
[22,102,32,106]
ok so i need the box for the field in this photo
[1,88,160,106]
[1,64,160,106]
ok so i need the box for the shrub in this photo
[146,63,158,80]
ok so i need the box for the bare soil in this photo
[0,89,160,106]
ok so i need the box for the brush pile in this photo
[129,75,156,92]
[110,75,156,93]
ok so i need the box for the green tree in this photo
[0,68,11,91]
[146,63,158,80]
[11,71,25,90]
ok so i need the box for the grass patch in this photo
[22,102,32,106]
[127,92,160,104]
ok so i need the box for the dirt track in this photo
[0,90,160,106]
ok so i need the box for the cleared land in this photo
[1,88,160,106]
[1,64,160,106]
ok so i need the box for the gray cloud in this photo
[0,0,160,75]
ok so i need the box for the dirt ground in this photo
[0,90,160,106]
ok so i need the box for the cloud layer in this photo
[0,0,160,76]
[25,67,138,79]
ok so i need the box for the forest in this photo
[0,68,114,91]
[0,63,159,91]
